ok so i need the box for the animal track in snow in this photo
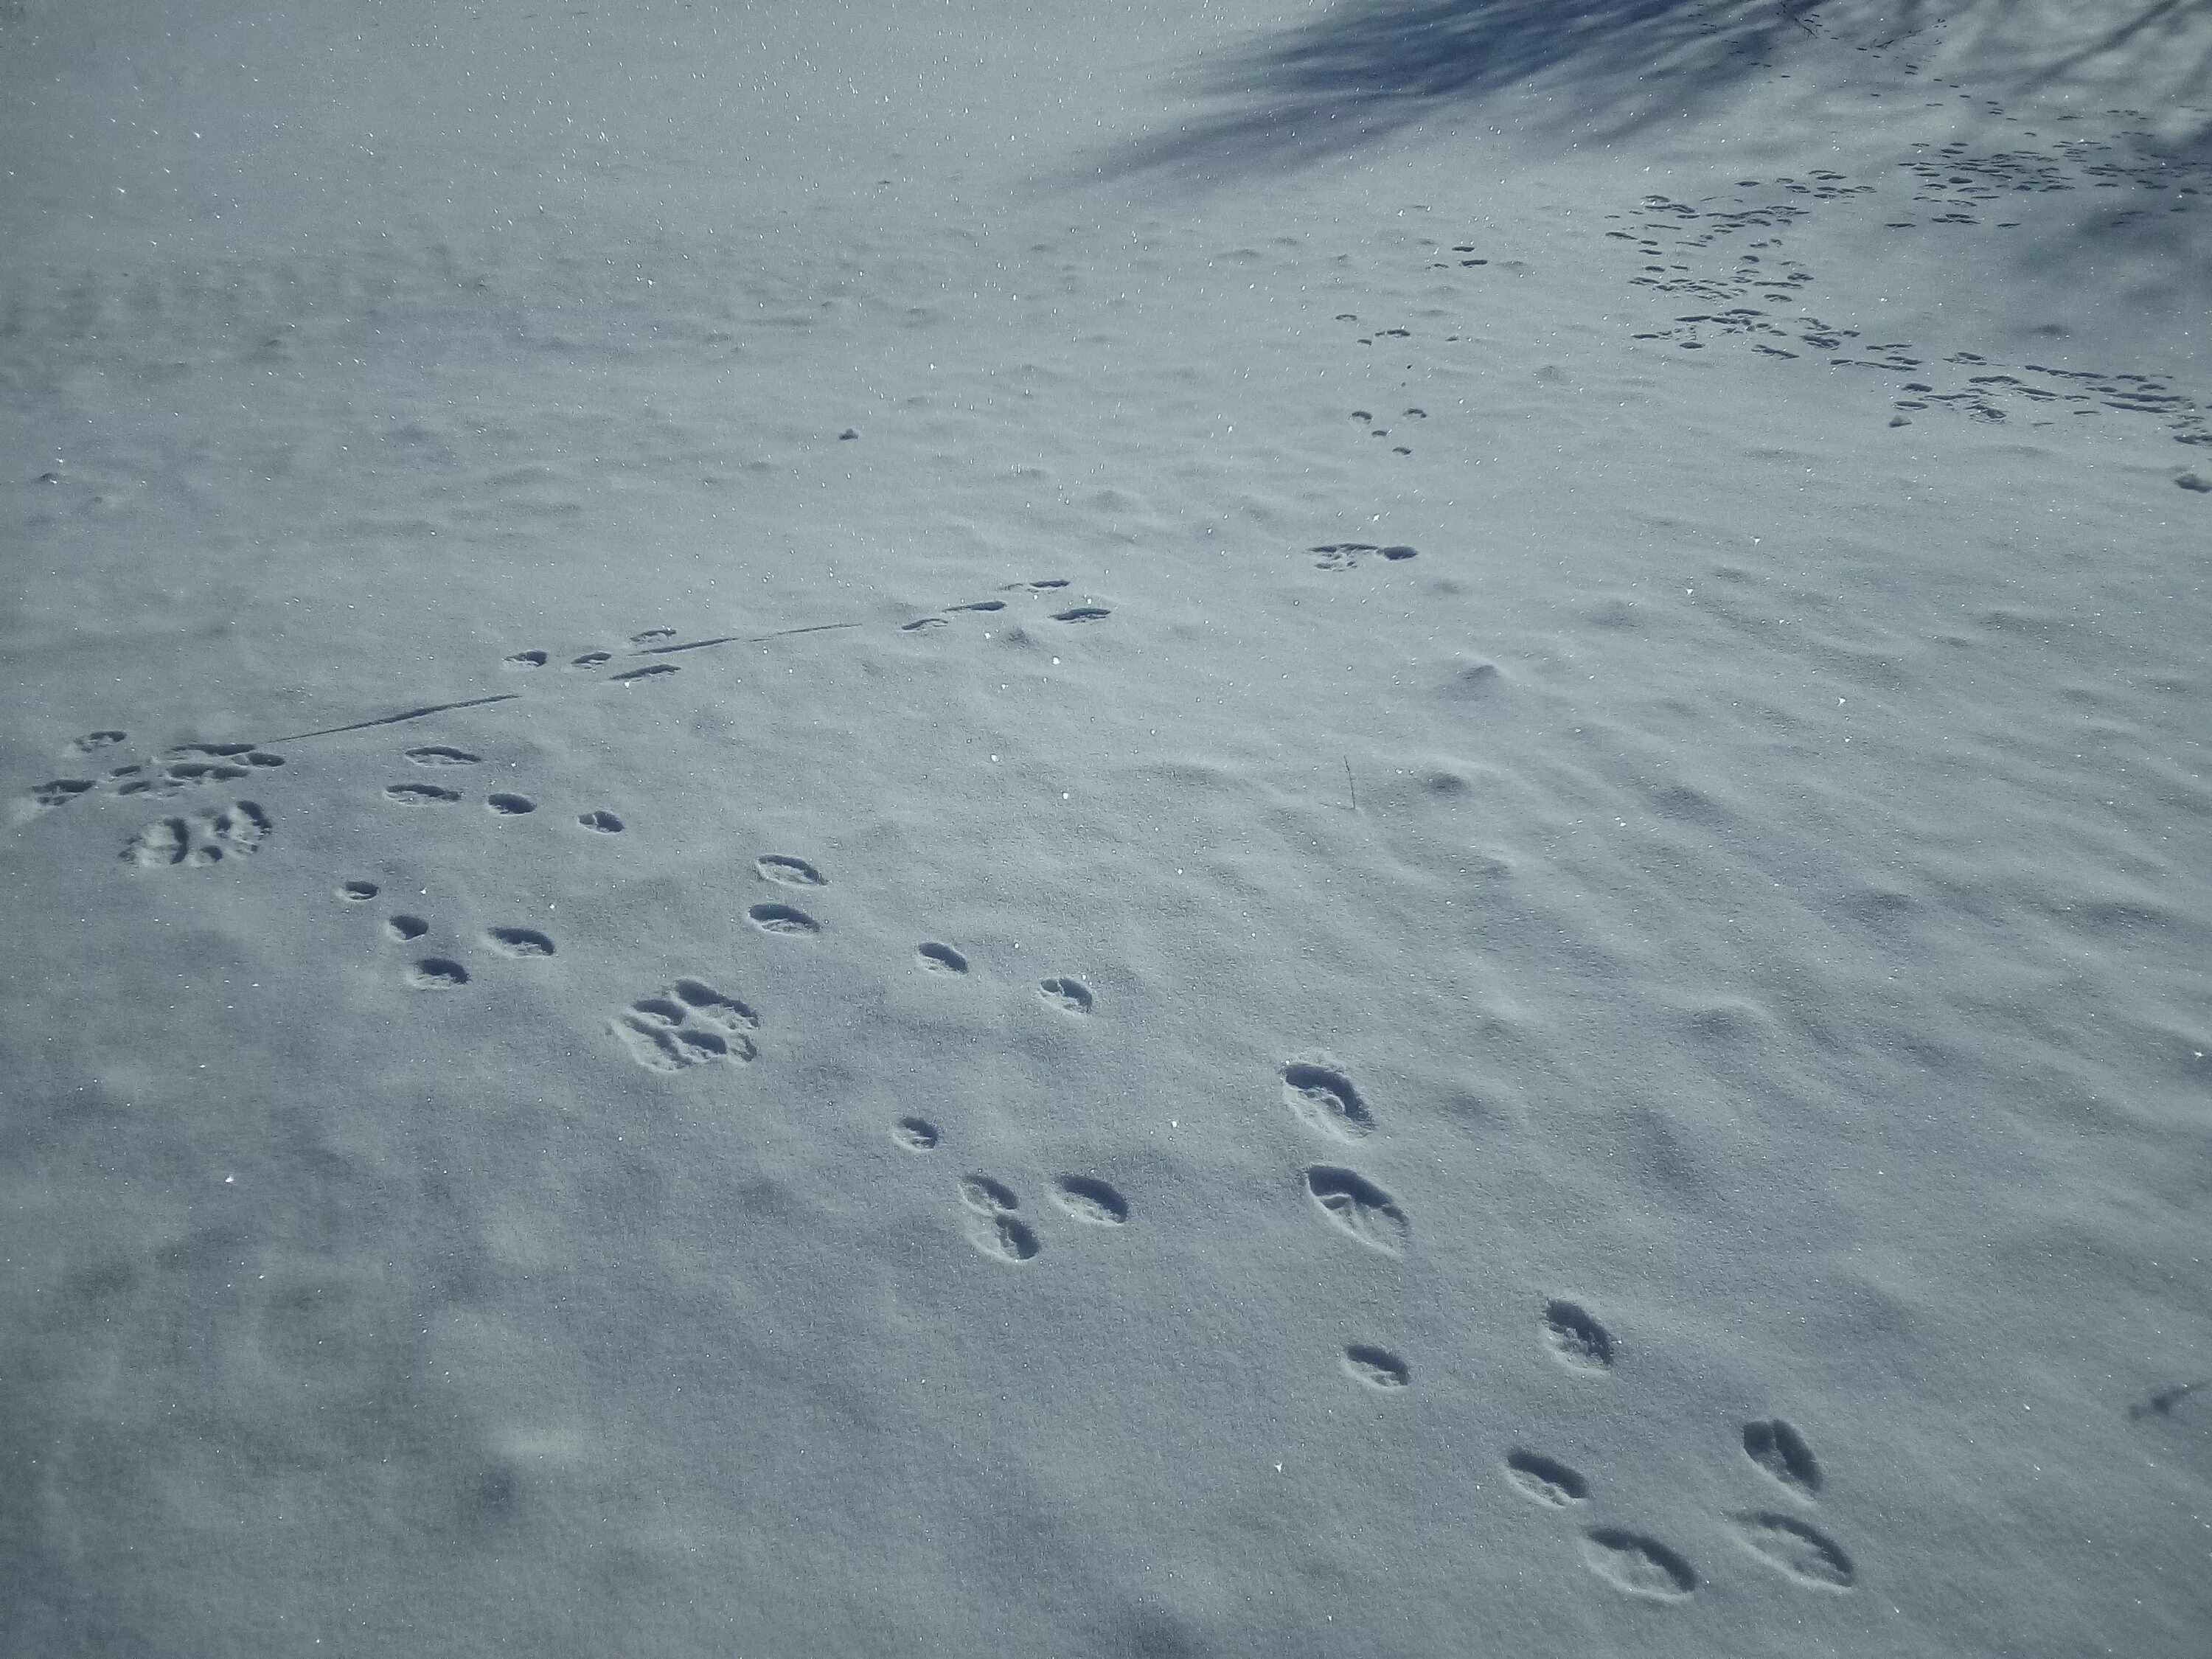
[1580,1529,1696,1601]
[406,958,470,990]
[958,1175,1040,1262]
[1728,1513,1855,1589]
[1607,152,2212,450]
[110,744,285,800]
[2129,1378,2211,1421]
[386,914,428,942]
[1342,1345,1411,1390]
[26,602,877,825]
[122,801,271,867]
[1049,1176,1128,1225]
[1303,1166,1409,1255]
[965,1214,1040,1262]
[577,810,624,832]
[1307,541,1419,571]
[894,1116,941,1151]
[905,583,1098,632]
[28,778,94,810]
[1742,1419,1823,1498]
[960,1175,1020,1214]
[386,782,462,805]
[748,902,820,936]
[905,596,1015,631]
[1037,976,1093,1015]
[485,927,555,958]
[1542,1300,1615,1374]
[1505,1450,1591,1506]
[485,793,536,815]
[1281,1060,1373,1139]
[613,979,760,1072]
[30,742,279,815]
[756,855,827,887]
[338,880,380,901]
[916,942,969,975]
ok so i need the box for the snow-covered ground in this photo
[4,3,2208,1653]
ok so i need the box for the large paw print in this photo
[121,801,271,868]
[613,978,761,1072]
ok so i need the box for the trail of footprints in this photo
[1509,1310,1860,1600]
[20,574,1112,846]
[28,580,1115,827]
[31,560,1878,1611]
[1596,41,2212,456]
[26,734,290,869]
[27,728,627,872]
[24,597,1115,1043]
[1276,1053,1858,1604]
[944,1168,1133,1263]
[1507,1301,1857,1600]
[333,739,619,988]
[898,577,1114,635]
[24,585,1099,822]
[372,826,1120,1268]
[34,720,1875,1609]
[1274,1054,1416,1404]
[330,760,1111,1098]
[1332,32,2210,479]
[18,721,614,987]
[1356,169,2208,465]
[335,874,559,992]
[1611,175,2210,451]
[686,848,1128,1265]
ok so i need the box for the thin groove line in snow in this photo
[258,621,864,742]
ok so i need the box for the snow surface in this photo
[4,1,2209,1654]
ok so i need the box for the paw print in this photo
[613,978,760,1071]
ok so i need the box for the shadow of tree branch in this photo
[1085,0,2212,185]
[1096,0,1793,181]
